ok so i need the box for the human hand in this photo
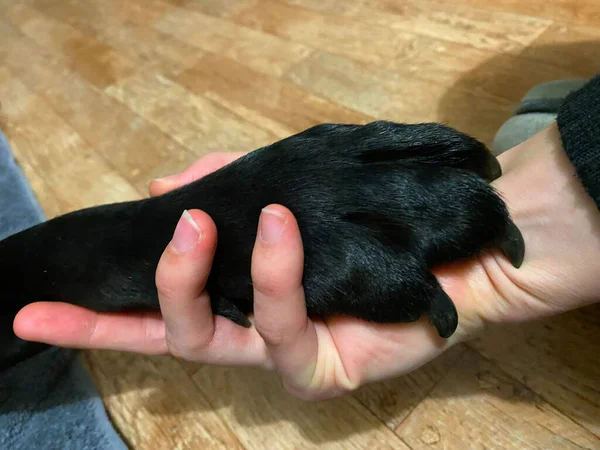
[465,123,600,325]
[143,123,600,399]
[15,123,598,400]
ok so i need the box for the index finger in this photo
[13,302,168,354]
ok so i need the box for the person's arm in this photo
[15,85,600,400]
[464,76,600,329]
[557,75,600,208]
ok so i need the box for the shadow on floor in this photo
[437,40,600,146]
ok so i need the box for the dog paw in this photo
[0,121,524,341]
[198,121,523,338]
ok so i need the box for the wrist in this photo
[474,123,600,328]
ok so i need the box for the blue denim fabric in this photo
[0,131,128,450]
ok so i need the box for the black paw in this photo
[0,121,524,352]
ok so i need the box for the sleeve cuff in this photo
[556,75,600,209]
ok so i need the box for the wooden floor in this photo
[1,0,600,448]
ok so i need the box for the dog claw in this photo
[500,219,525,268]
[428,288,459,339]
[486,155,502,182]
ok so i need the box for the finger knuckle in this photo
[253,268,290,298]
[167,336,211,361]
[155,270,177,298]
[255,321,286,347]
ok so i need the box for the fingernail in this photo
[259,208,286,243]
[153,175,174,184]
[171,210,202,253]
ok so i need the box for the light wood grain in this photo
[191,365,411,450]
[155,6,313,78]
[1,10,195,195]
[277,0,552,52]
[469,306,600,436]
[352,345,466,430]
[286,50,513,144]
[84,351,246,450]
[106,70,278,154]
[43,71,197,194]
[396,349,599,450]
[0,73,137,208]
[1,0,599,448]
[25,2,205,75]
[5,3,137,89]
[440,0,600,27]
[176,53,371,137]
[233,0,432,67]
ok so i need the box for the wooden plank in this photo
[63,38,138,89]
[0,73,139,211]
[29,0,206,76]
[232,0,432,67]
[342,0,551,51]
[353,345,465,430]
[175,53,371,138]
[0,18,72,93]
[32,0,176,28]
[0,19,16,63]
[396,348,599,450]
[0,83,69,219]
[106,70,278,155]
[191,365,411,450]
[0,20,194,194]
[3,5,136,89]
[42,70,196,194]
[430,0,600,27]
[382,40,581,105]
[0,75,91,175]
[18,163,70,220]
[163,0,260,18]
[154,7,312,78]
[286,51,512,144]
[84,351,246,450]
[469,306,600,437]
[272,2,588,107]
[233,0,550,59]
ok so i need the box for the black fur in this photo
[0,121,524,369]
